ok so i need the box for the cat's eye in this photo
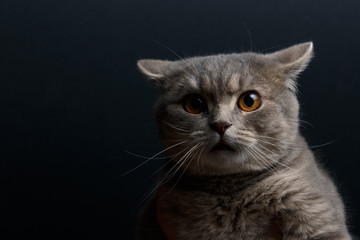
[183,94,206,114]
[238,91,262,112]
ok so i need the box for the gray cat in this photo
[136,42,352,239]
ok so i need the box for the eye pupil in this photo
[190,97,203,110]
[183,94,206,114]
[243,94,255,107]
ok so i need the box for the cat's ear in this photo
[137,59,173,88]
[267,42,313,90]
[267,42,313,76]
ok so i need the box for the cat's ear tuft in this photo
[268,42,313,76]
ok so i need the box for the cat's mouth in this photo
[211,140,236,152]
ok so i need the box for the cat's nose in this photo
[211,121,232,135]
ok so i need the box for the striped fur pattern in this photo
[136,43,351,239]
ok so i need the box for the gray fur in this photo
[136,42,351,239]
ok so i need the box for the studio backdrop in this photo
[1,0,359,238]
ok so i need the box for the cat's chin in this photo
[211,144,236,152]
[186,150,254,175]
[208,149,239,159]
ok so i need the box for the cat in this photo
[135,42,352,239]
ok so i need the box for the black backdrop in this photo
[1,0,359,238]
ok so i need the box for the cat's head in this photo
[138,42,313,175]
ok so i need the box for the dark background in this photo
[1,0,359,238]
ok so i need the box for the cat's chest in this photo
[162,189,277,240]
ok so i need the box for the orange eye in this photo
[183,94,206,114]
[238,91,262,112]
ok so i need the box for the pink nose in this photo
[211,121,232,135]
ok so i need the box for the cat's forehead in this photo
[172,54,272,97]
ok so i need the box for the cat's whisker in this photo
[298,124,310,131]
[245,146,278,174]
[172,149,197,186]
[161,121,191,133]
[160,143,200,185]
[255,139,284,152]
[242,143,278,168]
[237,133,282,148]
[241,147,265,170]
[162,138,189,142]
[231,132,302,173]
[245,147,270,173]
[166,131,190,137]
[285,119,312,131]
[286,118,316,130]
[255,144,294,171]
[254,155,278,174]
[160,143,201,198]
[256,135,300,150]
[291,118,315,128]
[121,140,188,176]
[109,151,174,184]
[201,146,206,174]
[309,139,337,149]
[239,139,279,173]
[255,135,280,142]
[137,174,168,207]
[151,145,198,203]
[146,146,192,180]
[159,151,191,185]
[235,133,285,153]
[196,144,205,168]
[240,18,253,52]
[136,146,193,207]
[158,145,195,185]
[124,151,170,160]
[256,135,328,151]
[298,119,315,128]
